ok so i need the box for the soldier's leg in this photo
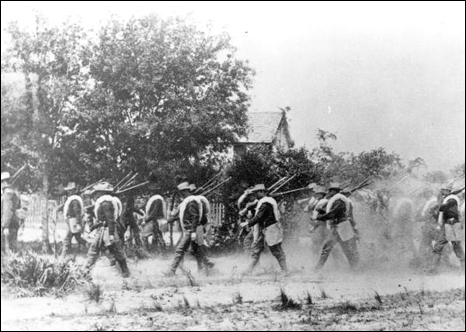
[246,236,265,274]
[451,241,465,268]
[340,237,359,268]
[1,232,5,254]
[315,229,339,270]
[85,229,103,270]
[243,230,254,250]
[8,228,19,253]
[75,233,88,252]
[108,236,130,278]
[429,229,449,273]
[169,232,191,274]
[269,242,288,272]
[61,230,74,258]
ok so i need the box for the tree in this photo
[3,16,89,252]
[73,14,254,191]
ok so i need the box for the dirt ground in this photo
[1,238,465,331]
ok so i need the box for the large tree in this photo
[72,15,254,190]
[2,16,89,252]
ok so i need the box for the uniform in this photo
[1,187,21,254]
[168,194,210,274]
[61,195,88,257]
[85,194,130,277]
[431,194,465,271]
[245,196,288,274]
[315,192,358,270]
[142,195,167,253]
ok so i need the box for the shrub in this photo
[1,250,89,297]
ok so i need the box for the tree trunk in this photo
[41,159,51,254]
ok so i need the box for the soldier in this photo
[61,182,88,258]
[85,182,130,278]
[166,181,213,276]
[240,184,289,276]
[314,183,359,270]
[194,184,216,272]
[415,188,439,268]
[120,194,144,251]
[342,188,360,266]
[237,186,258,249]
[428,186,465,273]
[141,184,167,254]
[1,172,21,254]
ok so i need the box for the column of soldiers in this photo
[2,169,464,279]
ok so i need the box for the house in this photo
[233,111,294,157]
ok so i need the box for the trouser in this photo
[85,228,129,275]
[431,226,465,271]
[141,221,166,253]
[169,232,212,273]
[243,230,254,249]
[1,228,19,255]
[61,230,88,257]
[417,223,439,266]
[247,235,288,273]
[316,228,359,269]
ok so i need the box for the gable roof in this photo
[239,112,285,144]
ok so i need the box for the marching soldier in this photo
[61,182,88,258]
[141,184,167,254]
[237,187,258,249]
[1,172,21,255]
[166,181,213,276]
[120,194,144,251]
[415,188,439,268]
[428,186,465,273]
[240,184,289,276]
[314,183,359,270]
[85,182,130,278]
[195,185,216,272]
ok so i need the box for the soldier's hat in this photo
[91,182,114,194]
[328,182,342,191]
[251,184,266,192]
[64,182,77,192]
[189,184,197,192]
[1,172,11,182]
[314,185,327,195]
[341,187,352,195]
[307,183,317,190]
[177,181,191,192]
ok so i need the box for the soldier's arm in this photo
[316,200,346,221]
[248,203,269,228]
[186,201,200,232]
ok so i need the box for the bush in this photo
[1,251,89,297]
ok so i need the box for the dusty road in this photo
[1,247,465,331]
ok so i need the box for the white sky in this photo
[1,1,465,171]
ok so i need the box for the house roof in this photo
[239,112,285,144]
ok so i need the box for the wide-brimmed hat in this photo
[91,182,114,194]
[64,182,77,192]
[328,182,342,191]
[307,183,317,190]
[189,184,197,192]
[1,172,11,182]
[314,185,327,195]
[177,181,191,192]
[440,185,453,192]
[251,184,266,192]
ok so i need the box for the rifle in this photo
[119,173,139,191]
[267,176,288,192]
[452,186,465,196]
[198,173,223,193]
[115,172,134,191]
[271,186,312,197]
[270,174,297,194]
[115,181,150,195]
[10,164,27,186]
[202,178,232,196]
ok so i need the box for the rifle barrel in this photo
[270,174,297,194]
[115,172,134,190]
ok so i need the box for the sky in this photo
[1,1,465,171]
